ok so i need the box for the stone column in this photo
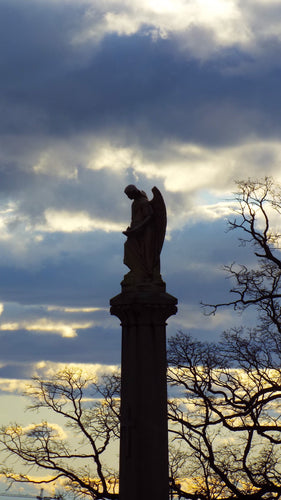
[110,288,177,500]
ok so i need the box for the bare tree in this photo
[167,330,281,500]
[205,177,281,334]
[0,368,120,500]
[167,177,281,500]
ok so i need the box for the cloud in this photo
[0,302,121,374]
[31,360,119,380]
[71,0,259,61]
[47,305,105,313]
[0,0,279,391]
[62,0,281,77]
[0,303,116,338]
[0,319,93,338]
[6,422,67,441]
[0,378,28,394]
[0,360,119,396]
[1,136,280,254]
[1,0,281,151]
[0,361,119,395]
[169,302,235,333]
[42,209,122,233]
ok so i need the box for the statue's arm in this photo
[123,203,153,236]
[123,214,152,236]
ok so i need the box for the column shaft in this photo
[110,291,177,500]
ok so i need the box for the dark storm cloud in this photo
[0,302,120,382]
[163,217,255,303]
[0,0,280,390]
[0,162,133,235]
[0,0,84,134]
[0,230,123,305]
[0,0,281,147]
[0,326,120,366]
[14,167,128,223]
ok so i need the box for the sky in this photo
[1,0,281,465]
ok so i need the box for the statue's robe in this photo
[124,194,155,282]
[123,187,166,287]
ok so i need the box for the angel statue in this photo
[122,185,166,289]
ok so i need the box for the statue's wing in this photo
[150,186,167,255]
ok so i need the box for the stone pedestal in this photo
[110,287,177,500]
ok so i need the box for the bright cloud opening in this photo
[42,209,121,233]
[75,0,252,58]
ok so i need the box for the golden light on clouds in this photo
[0,361,119,394]
[0,378,28,393]
[46,305,106,313]
[20,422,67,441]
[0,318,93,338]
[32,360,119,380]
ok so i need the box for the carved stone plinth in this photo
[110,288,177,500]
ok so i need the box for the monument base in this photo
[110,287,177,500]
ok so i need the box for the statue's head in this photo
[124,185,140,200]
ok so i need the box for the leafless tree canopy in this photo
[205,177,281,335]
[167,178,281,500]
[167,330,281,500]
[0,369,120,500]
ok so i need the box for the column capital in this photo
[110,289,177,325]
